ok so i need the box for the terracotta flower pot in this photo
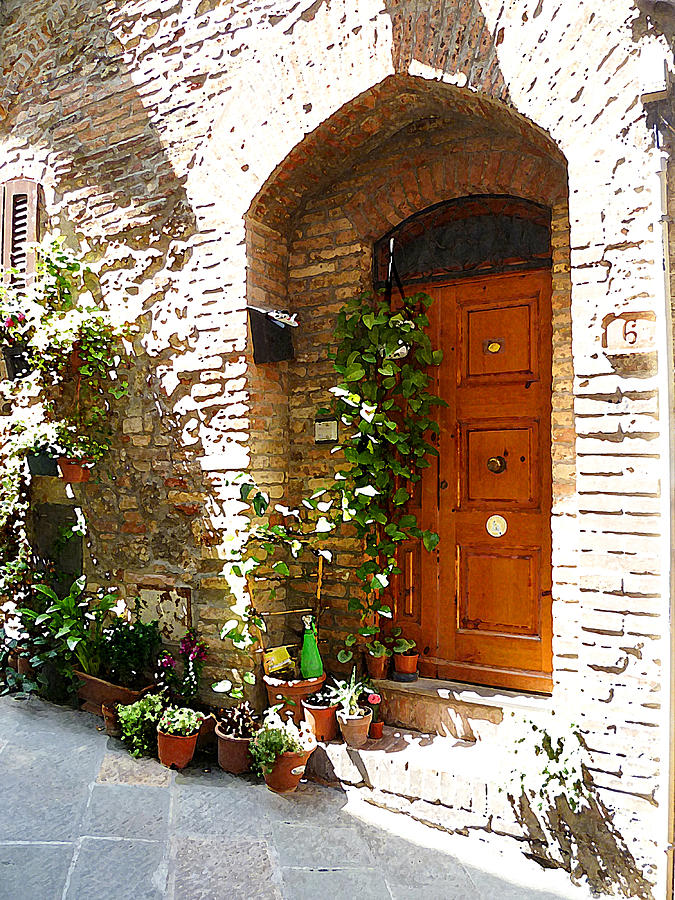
[366,653,389,680]
[263,748,314,794]
[369,720,384,740]
[337,709,372,748]
[74,670,155,717]
[264,674,326,724]
[301,700,338,742]
[17,655,35,678]
[102,702,122,738]
[394,652,419,675]
[215,723,252,774]
[157,729,199,769]
[58,458,92,483]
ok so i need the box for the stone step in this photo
[373,676,551,741]
[306,724,521,840]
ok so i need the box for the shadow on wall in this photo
[513,792,654,898]
[0,1,231,599]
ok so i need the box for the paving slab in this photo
[83,784,171,840]
[172,836,282,900]
[0,842,73,900]
[65,837,166,900]
[281,866,392,899]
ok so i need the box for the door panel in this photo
[392,269,552,693]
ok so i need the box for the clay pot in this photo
[58,458,92,483]
[337,709,372,748]
[102,702,122,738]
[17,655,35,678]
[196,713,217,751]
[74,670,155,717]
[215,723,252,774]
[264,674,326,725]
[366,653,389,680]
[263,748,314,794]
[157,729,199,769]
[301,700,338,742]
[394,652,419,675]
[369,720,384,740]
[6,650,19,670]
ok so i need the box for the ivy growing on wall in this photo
[325,290,445,660]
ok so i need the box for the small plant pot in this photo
[157,729,199,769]
[366,654,389,680]
[263,748,314,794]
[337,709,372,748]
[264,674,326,725]
[214,723,252,774]
[302,701,338,742]
[74,670,155,717]
[58,458,93,483]
[394,652,419,675]
[102,702,122,738]
[17,655,35,678]
[369,720,384,740]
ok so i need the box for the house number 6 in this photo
[623,319,638,345]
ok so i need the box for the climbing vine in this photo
[325,289,445,660]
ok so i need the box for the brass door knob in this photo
[486,456,507,474]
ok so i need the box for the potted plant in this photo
[19,578,160,715]
[393,635,419,675]
[366,692,384,739]
[249,706,317,794]
[263,670,326,725]
[157,706,204,769]
[301,684,339,742]
[118,693,166,757]
[333,667,372,748]
[214,701,259,774]
[365,639,392,679]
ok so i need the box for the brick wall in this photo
[0,0,671,889]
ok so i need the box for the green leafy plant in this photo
[157,706,204,737]
[393,636,416,655]
[103,615,161,689]
[366,640,392,658]
[19,576,118,679]
[249,706,316,775]
[327,290,444,660]
[118,692,166,757]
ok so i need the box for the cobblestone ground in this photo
[0,696,593,900]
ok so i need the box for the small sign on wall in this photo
[602,311,656,353]
[601,311,657,378]
[314,419,338,444]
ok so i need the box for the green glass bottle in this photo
[300,615,323,679]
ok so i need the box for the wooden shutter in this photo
[1,178,40,288]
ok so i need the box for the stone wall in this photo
[0,0,671,892]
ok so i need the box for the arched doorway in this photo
[378,197,553,693]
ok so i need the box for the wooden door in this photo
[393,269,553,693]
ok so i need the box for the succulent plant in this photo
[218,701,259,739]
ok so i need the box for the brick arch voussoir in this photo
[342,147,567,243]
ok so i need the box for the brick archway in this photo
[245,75,573,682]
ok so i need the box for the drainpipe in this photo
[660,149,675,900]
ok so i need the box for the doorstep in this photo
[306,724,521,840]
[373,676,552,741]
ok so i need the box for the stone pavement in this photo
[0,696,594,900]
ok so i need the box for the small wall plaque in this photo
[314,419,338,444]
[601,311,656,354]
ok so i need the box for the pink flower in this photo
[4,317,14,328]
[17,313,25,322]
[367,693,381,705]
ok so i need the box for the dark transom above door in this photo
[392,269,553,693]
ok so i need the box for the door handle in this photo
[439,479,449,490]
